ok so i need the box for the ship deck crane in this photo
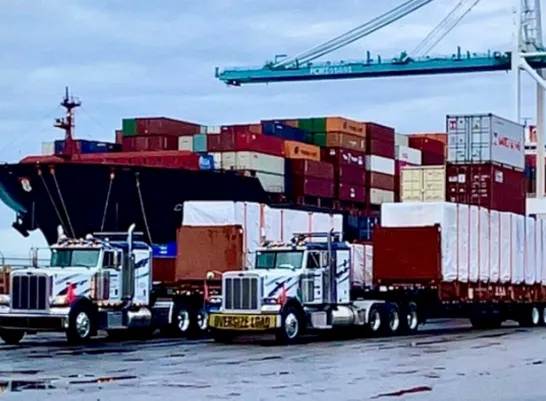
[215,0,546,201]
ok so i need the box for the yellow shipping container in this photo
[401,165,446,202]
[325,117,366,138]
[284,140,321,161]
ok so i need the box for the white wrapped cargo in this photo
[182,201,343,268]
[381,202,536,284]
[350,244,373,288]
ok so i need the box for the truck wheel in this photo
[194,309,208,332]
[66,303,95,345]
[161,303,191,338]
[275,305,303,345]
[541,307,546,326]
[382,303,401,336]
[366,304,382,336]
[400,302,419,335]
[518,305,540,328]
[0,329,25,345]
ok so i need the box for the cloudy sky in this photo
[0,0,536,258]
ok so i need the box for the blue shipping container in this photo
[525,165,533,179]
[198,154,214,170]
[262,122,306,142]
[193,134,207,152]
[152,242,177,258]
[54,139,120,154]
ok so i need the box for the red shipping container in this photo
[290,176,335,198]
[289,160,334,181]
[115,130,123,145]
[321,148,366,168]
[135,117,201,136]
[122,135,178,152]
[364,122,395,143]
[76,150,199,170]
[408,137,444,155]
[207,132,284,156]
[336,165,366,186]
[421,150,445,165]
[367,139,395,159]
[368,172,395,191]
[445,162,525,214]
[337,183,366,203]
[221,124,262,135]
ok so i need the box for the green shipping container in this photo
[298,118,314,133]
[311,117,327,133]
[311,133,327,147]
[193,134,207,152]
[122,118,136,136]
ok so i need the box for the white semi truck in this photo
[207,231,409,344]
[0,224,214,345]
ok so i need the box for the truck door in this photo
[301,251,324,305]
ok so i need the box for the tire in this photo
[275,305,303,345]
[160,303,191,338]
[191,308,208,335]
[366,304,382,337]
[399,302,419,335]
[381,303,401,336]
[0,329,25,345]
[518,305,540,328]
[541,306,546,326]
[66,303,95,345]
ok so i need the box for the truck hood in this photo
[11,267,94,297]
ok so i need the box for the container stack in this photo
[407,133,446,165]
[394,133,422,201]
[445,113,526,215]
[364,123,396,209]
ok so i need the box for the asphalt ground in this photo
[0,319,545,400]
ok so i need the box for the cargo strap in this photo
[101,172,115,231]
[37,168,69,236]
[50,168,75,238]
[135,173,152,243]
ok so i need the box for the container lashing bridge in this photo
[214,0,546,200]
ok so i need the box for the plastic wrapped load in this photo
[182,201,343,268]
[381,202,546,284]
[350,243,373,288]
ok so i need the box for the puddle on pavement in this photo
[371,386,433,399]
[0,379,55,392]
[68,375,137,385]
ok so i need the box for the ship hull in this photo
[0,163,270,245]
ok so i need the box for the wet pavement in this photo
[1,319,545,400]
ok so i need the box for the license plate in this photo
[209,314,277,330]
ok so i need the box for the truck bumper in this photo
[208,312,281,333]
[0,312,69,332]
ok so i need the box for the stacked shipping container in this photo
[365,123,396,208]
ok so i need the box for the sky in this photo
[0,0,538,258]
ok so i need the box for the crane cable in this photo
[410,0,482,58]
[273,0,436,68]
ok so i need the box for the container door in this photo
[400,167,423,201]
[423,167,446,201]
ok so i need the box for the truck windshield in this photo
[255,251,303,270]
[50,249,100,268]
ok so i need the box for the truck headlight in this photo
[0,294,9,306]
[51,295,69,307]
[262,297,280,305]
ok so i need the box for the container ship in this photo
[0,88,538,257]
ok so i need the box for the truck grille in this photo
[11,274,48,310]
[224,277,259,310]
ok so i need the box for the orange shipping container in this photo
[284,140,321,161]
[326,132,366,152]
[325,117,366,138]
[174,225,244,281]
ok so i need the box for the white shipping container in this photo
[256,172,285,193]
[41,142,54,155]
[446,113,524,169]
[210,152,223,169]
[381,202,546,284]
[178,136,193,151]
[370,188,394,205]
[395,145,422,165]
[395,133,409,147]
[400,165,446,202]
[207,126,221,134]
[365,155,395,175]
[182,201,343,268]
[221,151,284,175]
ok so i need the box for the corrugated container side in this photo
[262,122,306,142]
[206,132,284,156]
[115,130,123,144]
[325,117,366,138]
[365,155,395,175]
[369,188,395,205]
[321,148,366,168]
[221,151,285,175]
[284,140,321,161]
[207,126,221,134]
[364,122,395,143]
[42,142,54,155]
[396,145,422,165]
[408,132,447,145]
[261,119,299,128]
[221,124,262,135]
[122,118,136,136]
[253,171,285,193]
[75,150,200,170]
[193,134,207,152]
[310,133,326,147]
[178,136,193,151]
[395,134,409,147]
[326,132,366,151]
[337,165,366,186]
[400,165,446,202]
[421,150,445,165]
[287,176,335,198]
[151,258,176,283]
[367,139,395,158]
[368,172,395,191]
[408,137,445,155]
[287,159,334,181]
[337,183,367,203]
[135,117,201,136]
[175,226,244,281]
[445,162,526,214]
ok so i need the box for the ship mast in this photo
[54,87,81,156]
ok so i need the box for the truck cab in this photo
[0,224,176,345]
[208,231,383,344]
